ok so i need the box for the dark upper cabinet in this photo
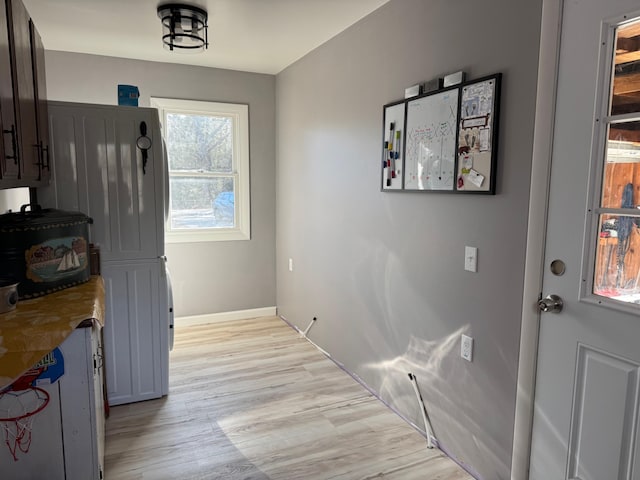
[0,0,19,181]
[30,18,49,183]
[0,0,49,188]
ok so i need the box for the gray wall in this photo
[43,51,276,317]
[275,1,542,479]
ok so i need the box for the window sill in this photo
[166,228,250,243]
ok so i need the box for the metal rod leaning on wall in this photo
[408,372,436,449]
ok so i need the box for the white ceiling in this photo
[22,0,389,75]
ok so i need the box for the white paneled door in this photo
[530,1,640,479]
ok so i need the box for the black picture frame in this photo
[454,73,501,194]
[381,100,406,191]
[379,72,501,195]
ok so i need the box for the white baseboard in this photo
[176,307,277,327]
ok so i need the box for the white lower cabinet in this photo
[101,260,167,405]
[0,325,105,479]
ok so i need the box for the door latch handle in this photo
[538,294,563,313]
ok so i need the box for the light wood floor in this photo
[105,316,473,479]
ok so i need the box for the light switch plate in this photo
[461,334,473,362]
[465,246,477,272]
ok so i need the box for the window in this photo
[151,98,250,242]
[589,18,640,305]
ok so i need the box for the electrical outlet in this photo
[461,334,473,362]
[464,246,477,272]
[288,258,294,272]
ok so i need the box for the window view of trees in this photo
[166,113,232,172]
[165,113,236,229]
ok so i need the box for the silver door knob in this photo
[538,294,563,313]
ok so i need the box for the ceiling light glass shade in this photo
[157,3,208,52]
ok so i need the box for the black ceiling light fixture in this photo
[157,3,209,52]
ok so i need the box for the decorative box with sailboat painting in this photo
[0,205,91,299]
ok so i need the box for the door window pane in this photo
[600,121,640,208]
[594,214,640,301]
[611,20,640,116]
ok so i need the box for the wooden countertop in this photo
[0,276,105,390]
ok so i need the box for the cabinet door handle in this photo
[3,125,18,164]
[42,144,50,171]
[34,142,50,171]
[33,143,43,180]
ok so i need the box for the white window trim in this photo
[151,97,250,243]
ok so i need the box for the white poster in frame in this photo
[404,88,459,191]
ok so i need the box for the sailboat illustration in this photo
[57,249,81,272]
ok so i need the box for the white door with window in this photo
[530,1,640,479]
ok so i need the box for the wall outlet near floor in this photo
[288,258,293,272]
[461,334,473,362]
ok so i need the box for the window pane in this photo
[594,214,640,302]
[600,121,640,208]
[169,176,235,229]
[166,113,233,173]
[611,20,640,116]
